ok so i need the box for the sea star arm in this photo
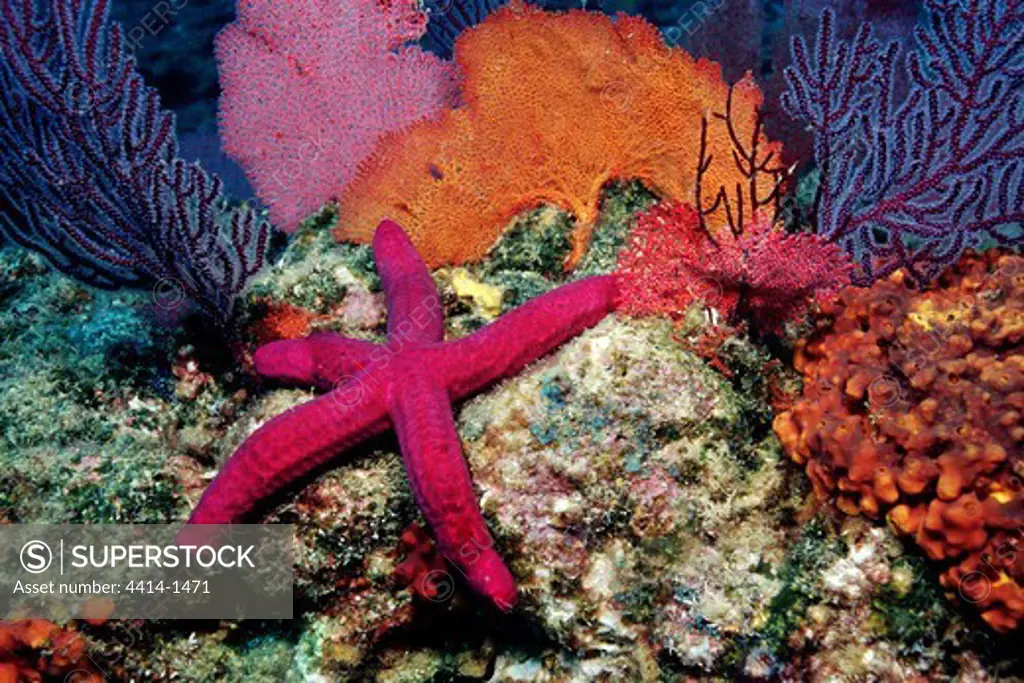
[253,333,380,390]
[388,361,518,610]
[374,220,445,346]
[440,274,618,399]
[187,378,391,524]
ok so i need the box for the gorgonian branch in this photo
[0,0,269,323]
[782,0,1023,284]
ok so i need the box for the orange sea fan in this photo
[336,3,784,268]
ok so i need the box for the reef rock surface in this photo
[0,190,1017,680]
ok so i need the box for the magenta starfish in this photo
[187,220,618,610]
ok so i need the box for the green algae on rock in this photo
[0,250,182,524]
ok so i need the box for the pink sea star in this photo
[187,220,618,610]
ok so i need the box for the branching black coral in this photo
[695,83,792,238]
[782,0,1023,284]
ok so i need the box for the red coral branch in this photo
[618,204,852,333]
[696,84,793,237]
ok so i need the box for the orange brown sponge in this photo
[337,3,782,268]
[250,300,321,345]
[773,249,1024,632]
[0,619,103,682]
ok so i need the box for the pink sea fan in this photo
[216,0,458,231]
[618,203,852,332]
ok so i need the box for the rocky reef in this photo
[0,250,183,525]
[0,188,1019,680]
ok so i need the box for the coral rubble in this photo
[775,250,1024,632]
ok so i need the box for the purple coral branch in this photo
[0,0,269,322]
[782,0,1023,284]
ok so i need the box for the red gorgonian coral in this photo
[617,203,852,332]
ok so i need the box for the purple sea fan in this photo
[0,0,269,323]
[781,0,1023,284]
